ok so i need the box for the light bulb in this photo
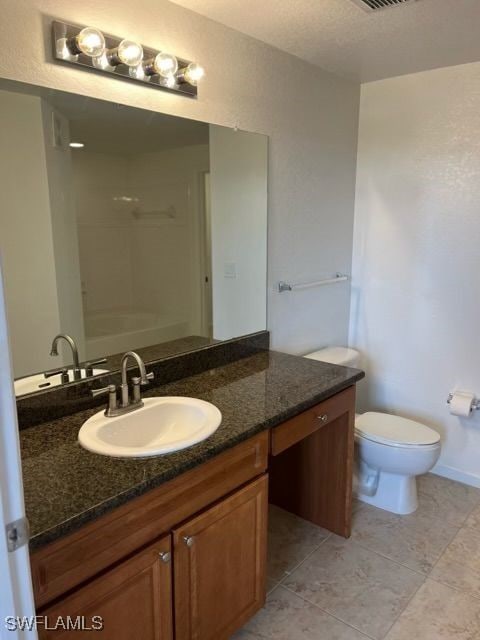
[165,74,176,88]
[153,52,178,78]
[75,27,105,57]
[183,62,205,86]
[117,40,144,67]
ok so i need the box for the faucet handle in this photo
[91,384,118,416]
[142,371,155,386]
[84,358,108,377]
[44,367,70,384]
[91,384,116,398]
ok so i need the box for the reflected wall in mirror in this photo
[0,80,268,395]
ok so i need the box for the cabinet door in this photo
[39,537,173,640]
[173,474,268,640]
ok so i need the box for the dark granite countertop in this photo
[20,350,364,552]
[102,335,218,371]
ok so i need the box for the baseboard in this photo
[432,464,480,489]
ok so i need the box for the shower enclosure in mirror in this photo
[0,79,268,396]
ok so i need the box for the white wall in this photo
[0,90,62,377]
[209,125,267,340]
[350,61,480,486]
[41,102,86,358]
[0,0,359,355]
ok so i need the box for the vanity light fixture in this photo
[52,21,204,98]
[69,142,84,148]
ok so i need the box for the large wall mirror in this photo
[0,79,268,396]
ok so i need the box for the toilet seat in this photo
[355,412,441,449]
[304,347,360,368]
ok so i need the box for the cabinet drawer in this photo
[32,432,268,608]
[270,386,355,455]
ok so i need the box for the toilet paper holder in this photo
[447,393,480,411]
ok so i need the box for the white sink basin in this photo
[14,369,109,396]
[78,397,222,458]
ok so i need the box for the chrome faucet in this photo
[120,351,154,407]
[49,334,81,380]
[92,351,154,417]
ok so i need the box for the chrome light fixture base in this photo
[52,21,199,98]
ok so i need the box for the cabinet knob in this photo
[159,551,171,563]
[316,414,328,423]
[183,535,195,548]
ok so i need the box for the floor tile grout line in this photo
[266,581,279,596]
[426,503,480,601]
[351,526,464,580]
[351,496,472,578]
[280,553,427,640]
[376,572,427,639]
[426,574,480,602]
[267,531,480,604]
[425,503,480,576]
[348,537,433,579]
[278,583,377,640]
[357,497,465,534]
[359,481,480,630]
[273,532,332,586]
[416,477,480,527]
[263,485,480,638]
[274,532,427,639]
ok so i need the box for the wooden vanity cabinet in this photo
[32,433,269,639]
[31,433,268,609]
[39,476,267,640]
[39,475,268,640]
[40,537,173,640]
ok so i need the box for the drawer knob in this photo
[183,535,195,548]
[159,551,171,563]
[317,414,328,423]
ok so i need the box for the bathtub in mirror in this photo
[0,78,268,396]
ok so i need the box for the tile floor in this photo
[233,473,480,639]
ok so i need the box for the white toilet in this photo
[304,346,441,515]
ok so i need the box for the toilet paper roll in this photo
[449,391,475,417]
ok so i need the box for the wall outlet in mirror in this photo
[224,262,237,279]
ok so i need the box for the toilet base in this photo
[356,470,419,515]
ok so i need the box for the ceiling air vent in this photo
[351,0,417,11]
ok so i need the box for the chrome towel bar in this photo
[278,273,349,293]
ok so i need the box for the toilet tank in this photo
[304,346,360,368]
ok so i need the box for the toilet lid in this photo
[304,347,359,367]
[355,412,441,447]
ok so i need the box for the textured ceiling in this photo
[171,0,480,82]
